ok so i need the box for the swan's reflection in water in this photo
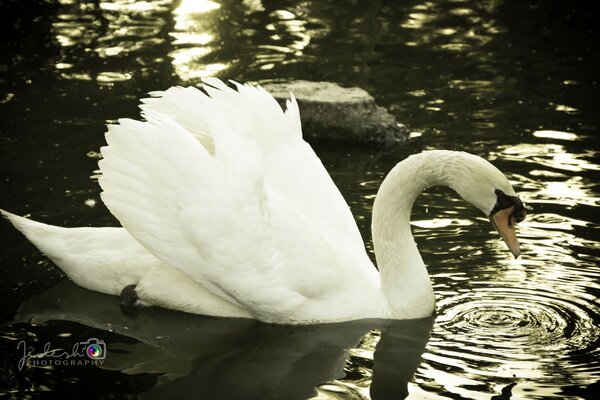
[15,281,433,399]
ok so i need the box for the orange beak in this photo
[490,206,521,258]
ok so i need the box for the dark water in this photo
[1,0,599,398]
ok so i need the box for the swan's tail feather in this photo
[1,209,66,260]
[2,210,253,318]
[1,209,152,296]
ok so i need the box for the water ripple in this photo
[438,288,598,350]
[424,284,600,396]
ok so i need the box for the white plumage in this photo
[2,78,522,324]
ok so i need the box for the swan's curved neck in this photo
[372,151,462,319]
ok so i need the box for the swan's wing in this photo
[140,86,215,154]
[140,80,368,257]
[98,80,377,321]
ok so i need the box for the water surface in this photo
[1,0,599,398]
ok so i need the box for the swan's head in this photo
[449,153,526,258]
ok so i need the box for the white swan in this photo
[1,78,526,324]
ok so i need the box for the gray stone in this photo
[262,80,408,144]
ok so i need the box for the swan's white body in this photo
[2,79,521,324]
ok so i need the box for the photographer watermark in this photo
[17,338,107,370]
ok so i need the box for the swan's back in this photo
[98,79,378,323]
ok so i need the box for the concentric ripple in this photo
[436,287,599,353]
[420,284,600,397]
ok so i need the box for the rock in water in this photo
[262,81,409,144]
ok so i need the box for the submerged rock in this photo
[262,81,408,144]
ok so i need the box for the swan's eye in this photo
[513,199,526,223]
[514,209,526,223]
[492,189,526,224]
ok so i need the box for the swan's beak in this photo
[490,206,521,258]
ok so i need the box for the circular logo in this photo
[86,344,103,359]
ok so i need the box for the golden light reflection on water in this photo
[173,0,219,32]
[268,10,312,55]
[412,218,473,229]
[51,0,172,83]
[399,1,501,51]
[495,140,600,210]
[402,12,431,30]
[175,0,220,16]
[170,32,214,46]
[49,0,377,85]
[533,130,579,141]
[169,0,224,80]
[50,0,380,84]
[555,104,578,114]
[168,0,320,81]
[100,0,168,13]
[489,135,600,284]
